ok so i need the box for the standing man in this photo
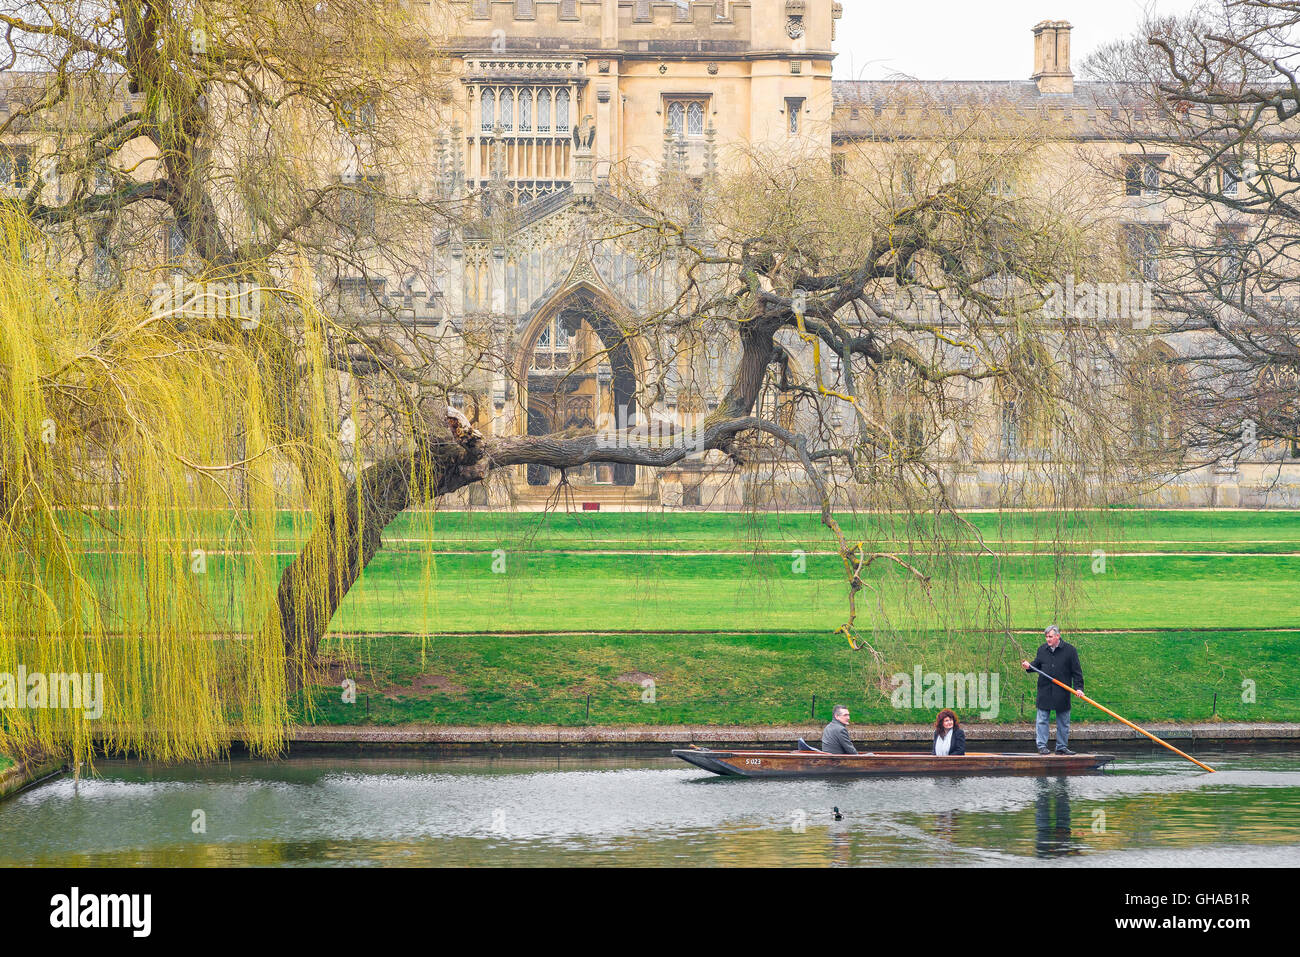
[820,705,858,754]
[1022,625,1085,755]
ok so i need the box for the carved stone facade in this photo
[410,7,1300,509]
[422,1,840,506]
[5,5,1297,507]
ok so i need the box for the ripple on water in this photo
[1,752,1298,866]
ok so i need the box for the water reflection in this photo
[1,752,1298,867]
[1033,778,1079,859]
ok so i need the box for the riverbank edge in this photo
[285,721,1300,751]
[6,724,1292,776]
[0,754,66,801]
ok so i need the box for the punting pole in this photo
[1024,662,1215,772]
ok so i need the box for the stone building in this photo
[4,4,1299,507]
[417,1,840,507]
[417,4,1299,508]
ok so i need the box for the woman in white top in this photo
[933,709,967,756]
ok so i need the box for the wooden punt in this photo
[672,747,1115,777]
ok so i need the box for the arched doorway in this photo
[520,286,639,487]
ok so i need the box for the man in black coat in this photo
[1022,625,1085,755]
[820,704,858,754]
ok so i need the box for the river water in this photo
[3,751,1298,867]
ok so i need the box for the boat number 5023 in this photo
[745,758,763,766]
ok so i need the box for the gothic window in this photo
[1000,398,1021,457]
[900,164,916,196]
[688,176,704,228]
[544,319,571,349]
[93,238,113,288]
[479,86,575,139]
[1217,224,1248,286]
[1124,224,1164,282]
[665,98,708,137]
[1130,346,1185,451]
[0,149,30,189]
[341,95,375,131]
[559,0,578,17]
[981,155,1014,197]
[667,102,685,136]
[532,316,573,371]
[873,355,927,458]
[340,174,381,236]
[501,89,514,131]
[471,0,488,17]
[688,101,705,135]
[556,88,570,132]
[1124,156,1164,196]
[786,97,804,134]
[991,175,1015,197]
[537,89,551,132]
[515,0,534,17]
[163,223,186,260]
[634,0,650,20]
[996,345,1053,458]
[1222,163,1241,197]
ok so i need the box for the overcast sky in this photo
[832,0,1205,80]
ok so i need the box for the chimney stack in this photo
[1032,20,1073,95]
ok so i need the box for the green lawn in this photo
[94,549,1297,635]
[297,510,1300,727]
[83,511,1300,634]
[0,754,12,773]
[366,508,1300,555]
[294,629,1299,727]
[70,507,1300,554]
[323,551,1300,634]
[52,508,1300,728]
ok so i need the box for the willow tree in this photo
[3,19,1146,764]
[0,0,462,763]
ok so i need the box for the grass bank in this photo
[76,507,1300,554]
[325,551,1300,634]
[59,509,1300,730]
[73,510,1300,633]
[293,629,1299,728]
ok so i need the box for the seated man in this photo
[820,704,858,754]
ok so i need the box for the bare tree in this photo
[1085,0,1300,461]
[277,95,1139,667]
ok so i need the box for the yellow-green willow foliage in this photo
[0,208,415,766]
